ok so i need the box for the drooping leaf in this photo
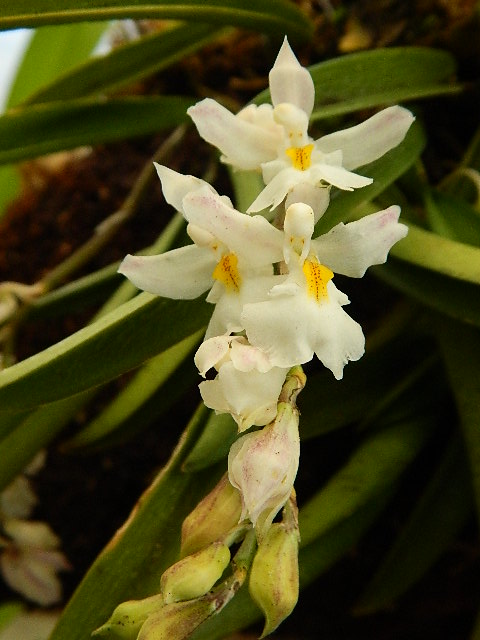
[0,95,194,165]
[424,187,480,247]
[0,1,313,41]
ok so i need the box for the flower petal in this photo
[312,205,408,277]
[247,167,301,213]
[187,98,280,170]
[269,37,314,118]
[183,187,284,265]
[118,245,215,299]
[316,106,415,170]
[310,162,373,191]
[154,164,208,214]
[194,335,231,377]
[285,182,331,223]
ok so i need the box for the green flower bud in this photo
[181,474,242,557]
[249,522,299,638]
[160,541,230,604]
[93,593,164,638]
[137,597,216,640]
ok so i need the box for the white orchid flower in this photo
[241,202,408,379]
[188,38,415,220]
[195,335,288,432]
[119,166,284,339]
[228,402,300,538]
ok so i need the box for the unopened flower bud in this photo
[249,521,299,638]
[181,474,242,557]
[160,541,230,604]
[228,403,300,539]
[93,593,164,638]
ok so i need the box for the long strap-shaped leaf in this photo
[0,95,194,165]
[0,1,313,40]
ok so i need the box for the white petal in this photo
[198,379,230,414]
[313,205,407,277]
[118,245,215,299]
[1,477,37,520]
[242,293,317,368]
[154,164,208,214]
[229,339,274,373]
[194,335,231,376]
[310,162,373,191]
[285,183,331,223]
[187,98,279,170]
[247,167,301,213]
[269,37,315,117]
[316,106,415,170]
[312,298,365,380]
[3,520,60,550]
[218,362,287,431]
[183,187,283,265]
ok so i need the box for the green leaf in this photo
[7,22,107,107]
[315,120,426,233]
[0,1,313,41]
[182,411,238,472]
[0,602,25,633]
[438,319,480,526]
[299,417,435,548]
[0,95,194,165]
[26,22,223,104]
[376,259,480,328]
[355,436,473,614]
[309,47,460,119]
[424,188,480,247]
[391,221,480,286]
[49,407,223,640]
[0,294,211,413]
[253,47,460,118]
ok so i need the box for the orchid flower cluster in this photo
[114,37,413,636]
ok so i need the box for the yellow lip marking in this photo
[302,258,333,302]
[212,253,241,292]
[285,143,314,171]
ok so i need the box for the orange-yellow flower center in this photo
[285,143,314,171]
[302,258,333,302]
[212,253,241,292]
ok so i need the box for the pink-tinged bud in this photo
[249,521,300,637]
[228,402,300,540]
[160,542,230,604]
[93,594,164,638]
[181,474,242,557]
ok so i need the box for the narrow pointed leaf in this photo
[0,1,313,41]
